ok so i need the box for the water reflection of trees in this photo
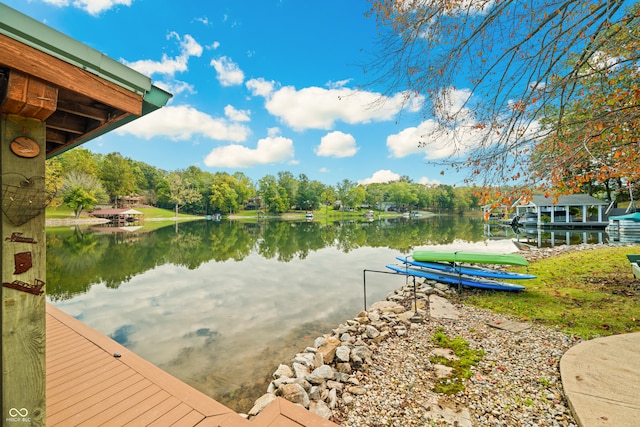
[47,216,486,299]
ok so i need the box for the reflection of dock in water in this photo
[484,223,608,248]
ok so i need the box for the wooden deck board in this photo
[46,304,338,426]
[48,373,147,425]
[75,383,163,426]
[47,364,131,411]
[146,402,195,427]
[57,377,150,426]
[47,357,123,392]
[113,390,175,426]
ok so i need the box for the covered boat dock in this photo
[513,194,609,229]
[90,208,144,226]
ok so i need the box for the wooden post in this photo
[1,114,47,426]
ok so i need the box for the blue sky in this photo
[5,0,476,187]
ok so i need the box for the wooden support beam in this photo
[0,34,143,116]
[1,114,47,425]
[56,98,108,122]
[46,112,88,135]
[1,70,57,121]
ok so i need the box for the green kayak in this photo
[412,250,529,266]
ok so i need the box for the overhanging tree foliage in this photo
[532,5,640,201]
[366,0,640,202]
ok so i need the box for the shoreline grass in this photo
[458,246,640,339]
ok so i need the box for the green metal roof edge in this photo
[0,3,151,95]
[144,85,173,110]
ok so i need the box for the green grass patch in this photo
[45,205,78,219]
[459,246,640,339]
[430,328,484,394]
[135,207,200,218]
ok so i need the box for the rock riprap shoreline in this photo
[246,244,621,425]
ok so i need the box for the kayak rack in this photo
[362,269,419,316]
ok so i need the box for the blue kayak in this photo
[396,256,536,280]
[386,264,526,292]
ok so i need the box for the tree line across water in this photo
[45,148,480,218]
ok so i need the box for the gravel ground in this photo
[333,304,578,426]
[330,245,619,426]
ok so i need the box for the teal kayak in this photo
[412,250,529,266]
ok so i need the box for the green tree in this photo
[232,172,255,208]
[387,181,418,211]
[258,175,288,214]
[60,171,108,218]
[336,179,355,210]
[434,185,456,212]
[277,171,299,210]
[413,184,433,211]
[128,159,166,204]
[181,166,215,214]
[57,147,99,176]
[365,183,386,210]
[166,172,202,217]
[99,152,136,203]
[347,185,367,210]
[209,173,239,214]
[320,186,336,214]
[296,174,324,211]
[45,156,65,208]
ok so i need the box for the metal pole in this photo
[413,275,418,315]
[363,269,367,311]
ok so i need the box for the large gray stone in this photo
[309,400,332,419]
[248,393,277,416]
[336,345,351,362]
[272,364,293,379]
[278,383,310,408]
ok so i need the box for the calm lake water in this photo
[45,216,609,412]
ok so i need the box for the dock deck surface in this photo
[46,304,337,426]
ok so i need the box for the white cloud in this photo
[210,56,245,87]
[250,84,421,131]
[319,167,330,173]
[116,105,250,142]
[388,84,541,161]
[419,176,441,186]
[195,16,210,25]
[387,119,487,160]
[315,131,358,158]
[386,119,441,158]
[43,0,132,15]
[434,87,473,122]
[204,136,294,168]
[266,127,281,137]
[326,79,352,89]
[224,105,251,122]
[358,170,401,185]
[246,78,275,97]
[156,80,195,97]
[387,88,484,160]
[122,33,202,77]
